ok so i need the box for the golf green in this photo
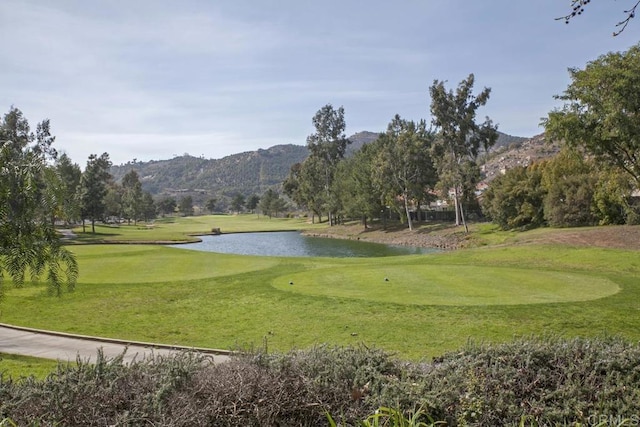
[271,265,620,306]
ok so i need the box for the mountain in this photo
[110,130,535,205]
[110,132,382,204]
[111,144,309,203]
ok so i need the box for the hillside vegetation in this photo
[110,131,529,205]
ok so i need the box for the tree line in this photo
[284,43,640,232]
[44,151,157,234]
[284,74,498,231]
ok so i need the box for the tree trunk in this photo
[403,192,414,231]
[453,187,461,226]
[91,218,96,234]
[454,186,469,233]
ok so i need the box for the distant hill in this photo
[481,133,561,182]
[492,132,530,152]
[110,144,309,204]
[110,130,534,206]
[345,131,380,155]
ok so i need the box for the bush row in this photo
[1,336,639,426]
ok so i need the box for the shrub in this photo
[2,338,640,425]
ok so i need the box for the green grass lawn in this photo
[70,214,325,243]
[0,353,60,380]
[2,216,640,378]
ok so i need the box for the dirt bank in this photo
[303,222,640,251]
[303,222,469,250]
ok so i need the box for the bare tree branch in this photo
[556,0,640,36]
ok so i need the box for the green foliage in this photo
[286,155,328,221]
[245,194,259,212]
[544,43,640,186]
[592,167,638,225]
[483,147,639,230]
[327,406,442,427]
[140,191,156,221]
[259,189,287,218]
[103,182,123,219]
[372,115,437,230]
[204,197,217,213]
[178,195,194,216]
[304,104,351,224]
[0,107,78,298]
[230,193,245,213]
[541,150,598,227]
[157,196,177,216]
[121,169,143,224]
[307,104,350,167]
[333,144,384,228]
[482,166,545,230]
[52,153,82,225]
[430,74,498,230]
[80,152,112,233]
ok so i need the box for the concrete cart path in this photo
[0,324,231,364]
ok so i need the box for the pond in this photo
[169,231,437,258]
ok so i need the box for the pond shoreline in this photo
[301,222,467,251]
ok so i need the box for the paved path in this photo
[0,324,231,364]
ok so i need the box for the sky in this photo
[1,1,638,166]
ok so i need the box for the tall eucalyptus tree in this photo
[429,74,498,232]
[306,104,350,225]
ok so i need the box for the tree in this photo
[259,189,277,218]
[284,161,322,222]
[558,0,640,36]
[231,193,245,214]
[179,196,194,216]
[140,192,157,222]
[157,197,177,217]
[306,104,351,225]
[592,166,638,225]
[544,44,640,187]
[481,166,545,230]
[429,73,498,232]
[103,183,123,221]
[246,194,260,214]
[205,198,217,214]
[0,107,78,297]
[540,149,598,227]
[80,153,112,233]
[259,190,287,218]
[283,162,321,220]
[121,170,143,225]
[53,153,82,226]
[332,144,384,229]
[373,115,437,231]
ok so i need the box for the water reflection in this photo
[169,231,436,258]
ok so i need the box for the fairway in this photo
[2,217,639,362]
[272,265,620,305]
[69,245,279,283]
